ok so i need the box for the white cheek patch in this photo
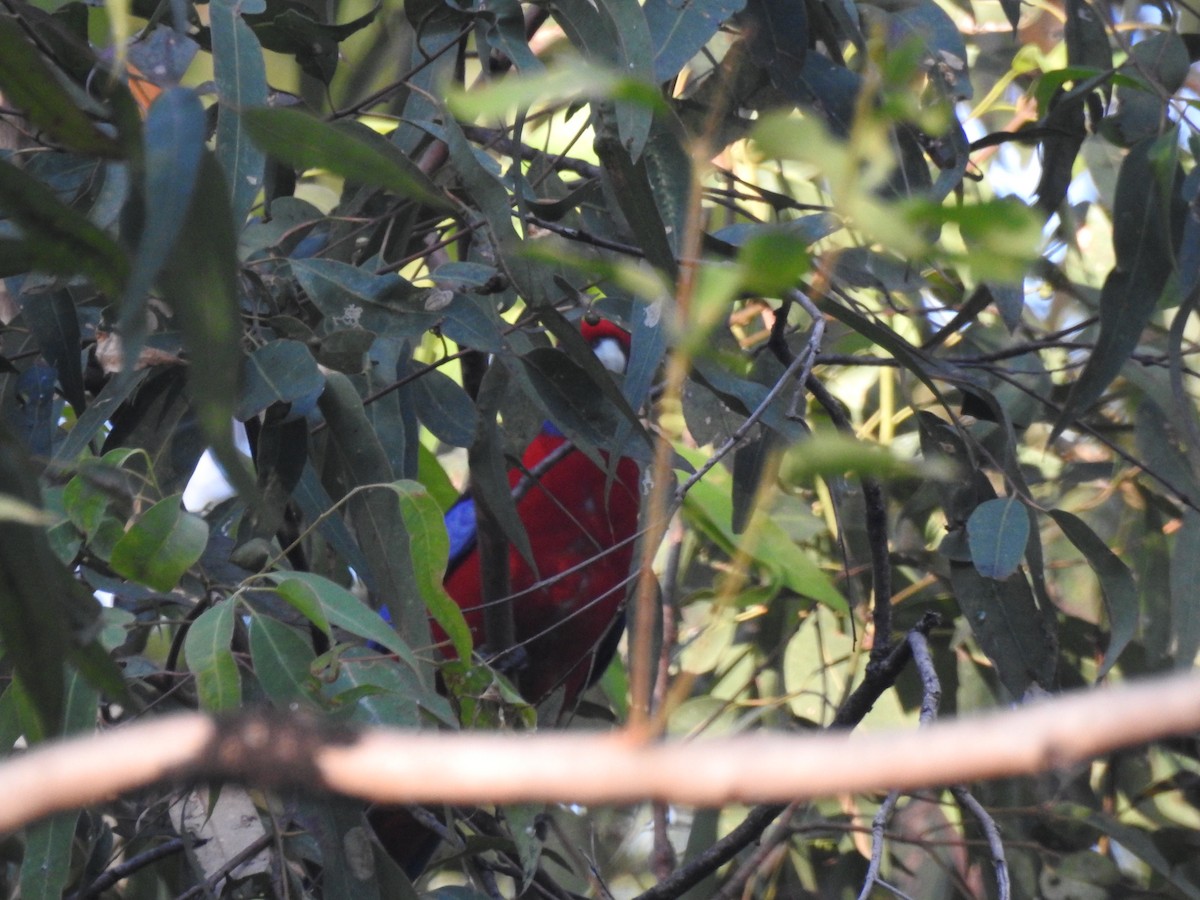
[593,337,628,373]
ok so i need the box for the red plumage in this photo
[439,318,641,706]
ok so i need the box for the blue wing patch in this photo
[443,494,478,574]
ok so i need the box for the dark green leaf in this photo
[0,421,105,734]
[316,373,432,669]
[966,497,1029,580]
[20,289,85,415]
[949,561,1056,697]
[236,339,325,420]
[1050,510,1138,677]
[1054,136,1183,439]
[410,367,478,448]
[211,0,268,226]
[0,158,128,295]
[645,0,745,82]
[1171,509,1200,668]
[19,813,78,900]
[157,151,255,500]
[120,87,207,356]
[292,257,436,339]
[242,109,448,209]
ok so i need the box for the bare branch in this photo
[4,671,1200,834]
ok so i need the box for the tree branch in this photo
[5,670,1200,833]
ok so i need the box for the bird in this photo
[437,315,642,707]
[369,316,642,880]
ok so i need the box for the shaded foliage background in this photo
[1,0,1200,893]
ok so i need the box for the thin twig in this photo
[175,832,273,900]
[857,791,902,900]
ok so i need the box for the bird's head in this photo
[580,315,631,374]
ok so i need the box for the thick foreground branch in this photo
[4,670,1200,834]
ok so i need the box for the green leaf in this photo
[119,87,207,359]
[291,257,436,339]
[387,481,472,662]
[110,495,209,592]
[20,290,85,417]
[185,599,241,711]
[967,497,1029,580]
[1054,136,1183,439]
[236,339,325,420]
[248,611,321,710]
[949,561,1056,697]
[0,15,123,157]
[410,367,478,448]
[242,109,449,209]
[268,572,425,676]
[19,812,79,900]
[0,422,106,735]
[1050,510,1138,677]
[645,0,745,82]
[211,0,268,225]
[316,373,431,664]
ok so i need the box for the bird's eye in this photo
[592,337,628,374]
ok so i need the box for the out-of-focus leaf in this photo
[157,151,255,500]
[1050,510,1138,677]
[0,158,128,295]
[210,0,268,226]
[236,339,325,420]
[243,109,448,209]
[1054,135,1183,439]
[185,599,241,711]
[16,667,97,898]
[645,0,746,82]
[682,447,846,610]
[949,562,1056,697]
[110,495,209,592]
[410,367,477,448]
[119,87,207,358]
[0,15,123,157]
[0,421,109,734]
[967,497,1029,580]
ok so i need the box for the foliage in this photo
[0,0,1199,893]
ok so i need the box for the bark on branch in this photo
[3,670,1200,834]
